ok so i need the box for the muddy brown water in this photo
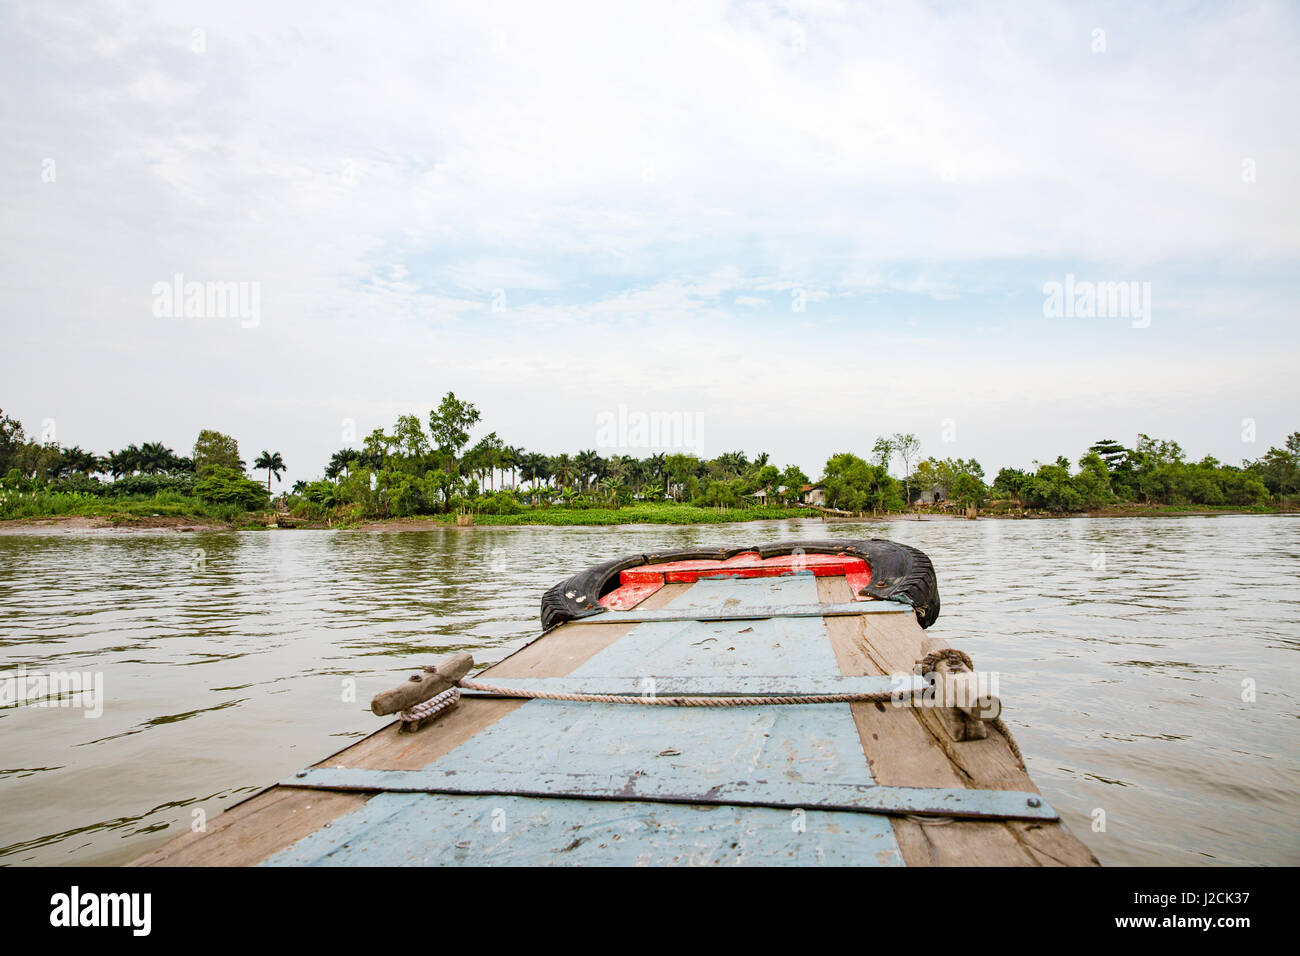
[1,515,1297,865]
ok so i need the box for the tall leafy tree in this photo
[665,453,700,500]
[821,452,901,513]
[428,392,481,468]
[871,436,895,469]
[393,414,430,459]
[193,430,243,477]
[891,433,920,504]
[779,464,810,504]
[1247,433,1300,497]
[0,409,27,474]
[646,452,666,492]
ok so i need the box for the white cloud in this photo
[0,0,1297,484]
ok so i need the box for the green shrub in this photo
[193,467,268,510]
[474,491,522,515]
[102,473,198,498]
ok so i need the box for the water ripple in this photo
[1,515,1297,866]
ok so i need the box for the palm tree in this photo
[254,450,286,492]
[58,446,98,477]
[467,433,504,491]
[292,479,308,494]
[521,452,549,489]
[505,445,524,489]
[624,457,647,496]
[552,453,575,491]
[720,450,749,479]
[574,450,601,492]
[598,475,622,504]
[138,442,172,474]
[109,444,142,477]
[326,449,358,480]
[605,455,628,488]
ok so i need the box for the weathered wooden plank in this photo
[1007,819,1101,867]
[263,793,904,867]
[891,818,1039,866]
[823,617,965,787]
[127,787,367,867]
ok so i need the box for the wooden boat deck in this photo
[131,568,1098,866]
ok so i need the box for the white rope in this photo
[399,687,460,723]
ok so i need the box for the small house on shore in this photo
[915,484,947,505]
[748,485,789,505]
[799,483,826,507]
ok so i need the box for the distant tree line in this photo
[3,403,1297,519]
[293,393,812,519]
[987,435,1291,511]
[0,410,275,511]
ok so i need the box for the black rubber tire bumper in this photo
[540,538,940,631]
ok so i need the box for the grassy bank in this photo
[3,494,1295,533]
[0,489,262,527]
[0,493,811,529]
[980,500,1296,518]
[364,503,810,527]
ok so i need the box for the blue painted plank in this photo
[262,792,904,867]
[569,601,906,624]
[426,699,875,787]
[564,617,843,678]
[270,574,916,865]
[666,574,821,609]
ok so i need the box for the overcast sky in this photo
[2,0,1297,485]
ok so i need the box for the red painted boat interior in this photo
[599,550,873,609]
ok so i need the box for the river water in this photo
[1,516,1297,866]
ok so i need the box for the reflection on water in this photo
[1,516,1297,865]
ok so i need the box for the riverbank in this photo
[1,501,1294,534]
